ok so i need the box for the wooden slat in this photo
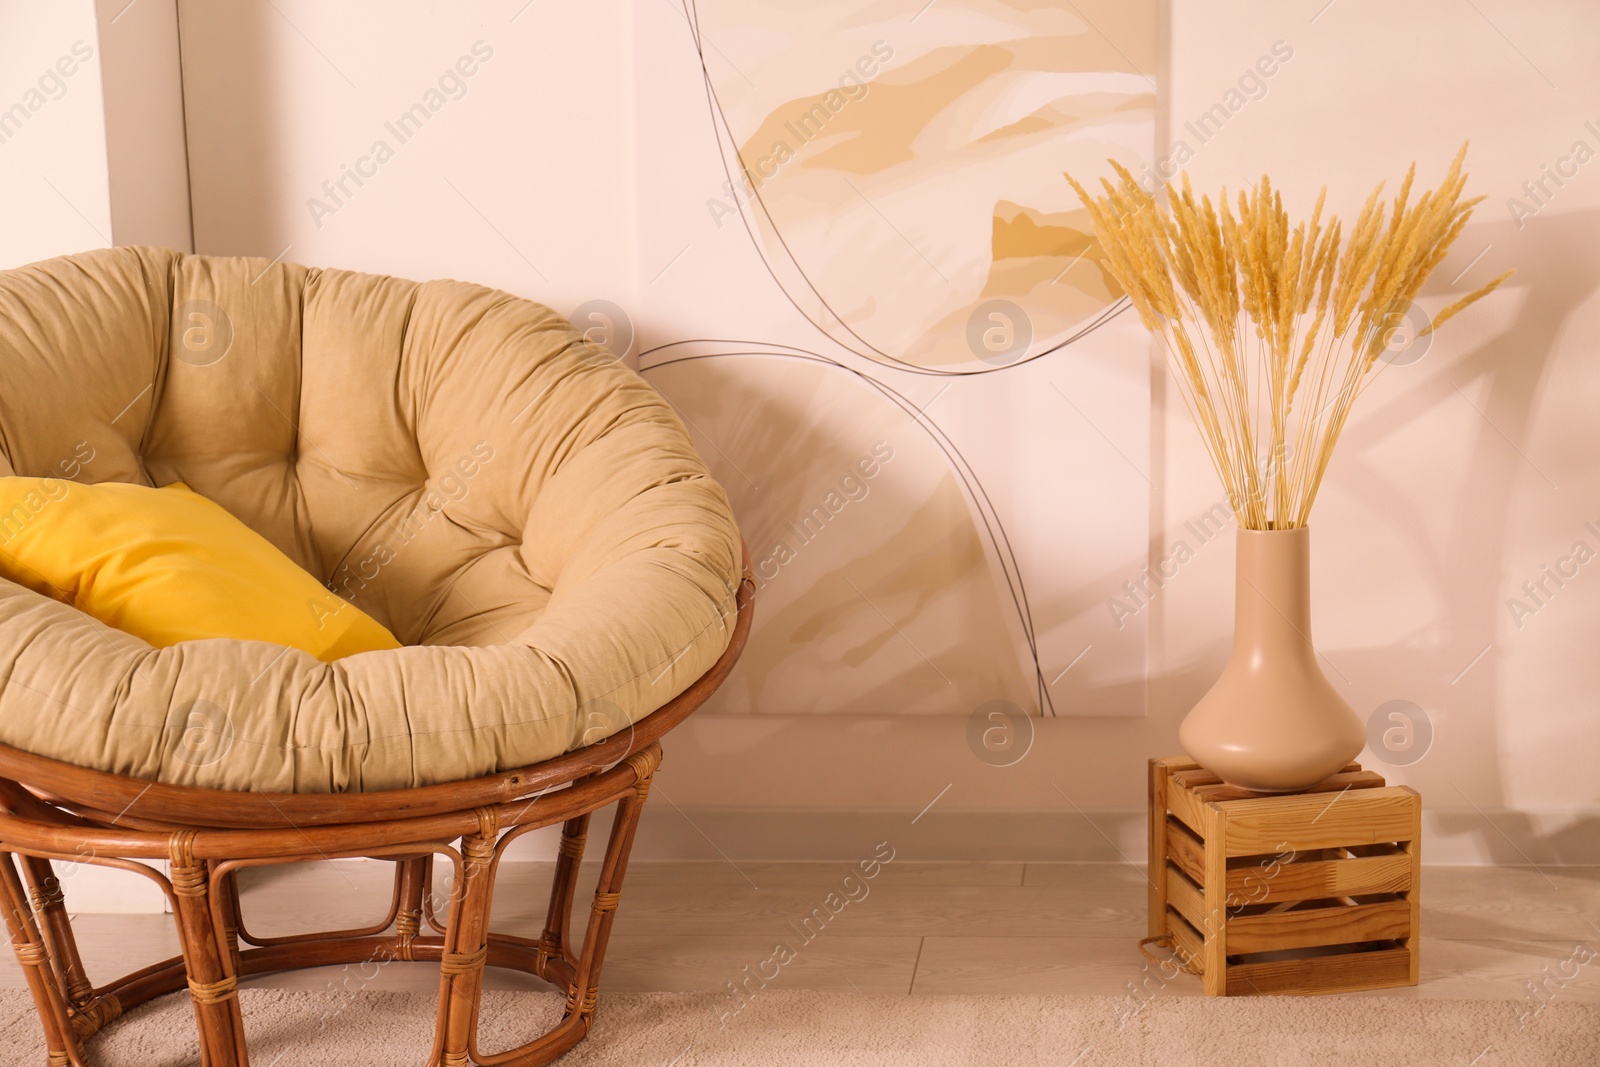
[1169,768,1224,790]
[1166,908,1203,972]
[1165,779,1211,839]
[1190,769,1384,805]
[1224,853,1412,904]
[1220,787,1420,857]
[1226,899,1412,954]
[1148,760,1169,938]
[1170,762,1360,796]
[1152,757,1202,778]
[1166,822,1206,887]
[1224,946,1413,996]
[1165,865,1206,938]
[1201,809,1229,995]
[1406,820,1422,985]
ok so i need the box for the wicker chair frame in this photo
[0,567,754,1066]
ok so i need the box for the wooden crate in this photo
[1147,756,1421,996]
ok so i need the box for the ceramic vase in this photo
[1178,526,1365,792]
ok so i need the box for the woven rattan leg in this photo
[565,747,660,1024]
[435,812,499,1067]
[20,857,93,1008]
[463,745,662,1067]
[213,866,245,976]
[0,853,81,1065]
[536,814,590,975]
[393,857,428,961]
[19,857,123,1047]
[169,839,248,1067]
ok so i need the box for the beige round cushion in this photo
[0,247,740,793]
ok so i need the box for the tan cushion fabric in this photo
[0,247,740,792]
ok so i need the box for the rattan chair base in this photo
[0,746,652,1067]
[0,570,753,1066]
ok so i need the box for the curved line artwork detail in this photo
[641,0,1150,716]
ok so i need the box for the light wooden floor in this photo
[2,862,1596,1001]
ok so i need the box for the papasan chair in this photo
[0,247,752,1066]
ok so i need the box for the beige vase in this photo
[1178,526,1365,792]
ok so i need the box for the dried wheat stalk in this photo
[1067,145,1510,529]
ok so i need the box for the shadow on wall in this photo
[1332,209,1600,861]
[174,0,289,254]
[1434,209,1600,862]
[645,351,1043,719]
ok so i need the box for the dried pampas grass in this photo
[1067,145,1509,530]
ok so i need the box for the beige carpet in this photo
[0,989,1594,1066]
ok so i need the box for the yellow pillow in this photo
[0,477,400,661]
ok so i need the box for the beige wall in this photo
[174,0,637,320]
[0,0,190,268]
[95,0,192,250]
[65,0,1600,865]
[0,0,111,269]
[650,0,1600,864]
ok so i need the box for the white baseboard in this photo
[49,806,1598,915]
[628,806,1600,867]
